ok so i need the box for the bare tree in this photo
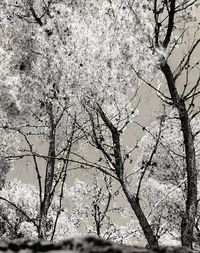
[70,94,161,247]
[147,0,199,248]
[0,98,80,239]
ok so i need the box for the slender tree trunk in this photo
[160,60,197,248]
[97,106,158,248]
[121,182,158,247]
[40,102,56,239]
[95,221,101,237]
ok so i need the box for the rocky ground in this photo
[0,236,197,253]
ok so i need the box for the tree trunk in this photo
[39,102,56,239]
[97,105,158,248]
[121,183,158,248]
[160,60,197,248]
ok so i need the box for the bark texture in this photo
[160,60,198,248]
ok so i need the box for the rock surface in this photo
[0,237,197,253]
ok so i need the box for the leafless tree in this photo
[148,0,199,248]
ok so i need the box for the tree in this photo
[71,0,200,248]
[0,80,80,239]
[0,1,81,238]
[135,110,200,247]
[142,0,200,248]
[0,90,80,240]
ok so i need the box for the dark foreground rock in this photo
[0,236,197,253]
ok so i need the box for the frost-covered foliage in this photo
[143,178,183,245]
[0,115,19,189]
[0,127,18,189]
[0,180,79,240]
[66,177,142,244]
[0,0,160,125]
[0,1,198,139]
[0,48,20,186]
[0,178,143,243]
[0,0,196,133]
